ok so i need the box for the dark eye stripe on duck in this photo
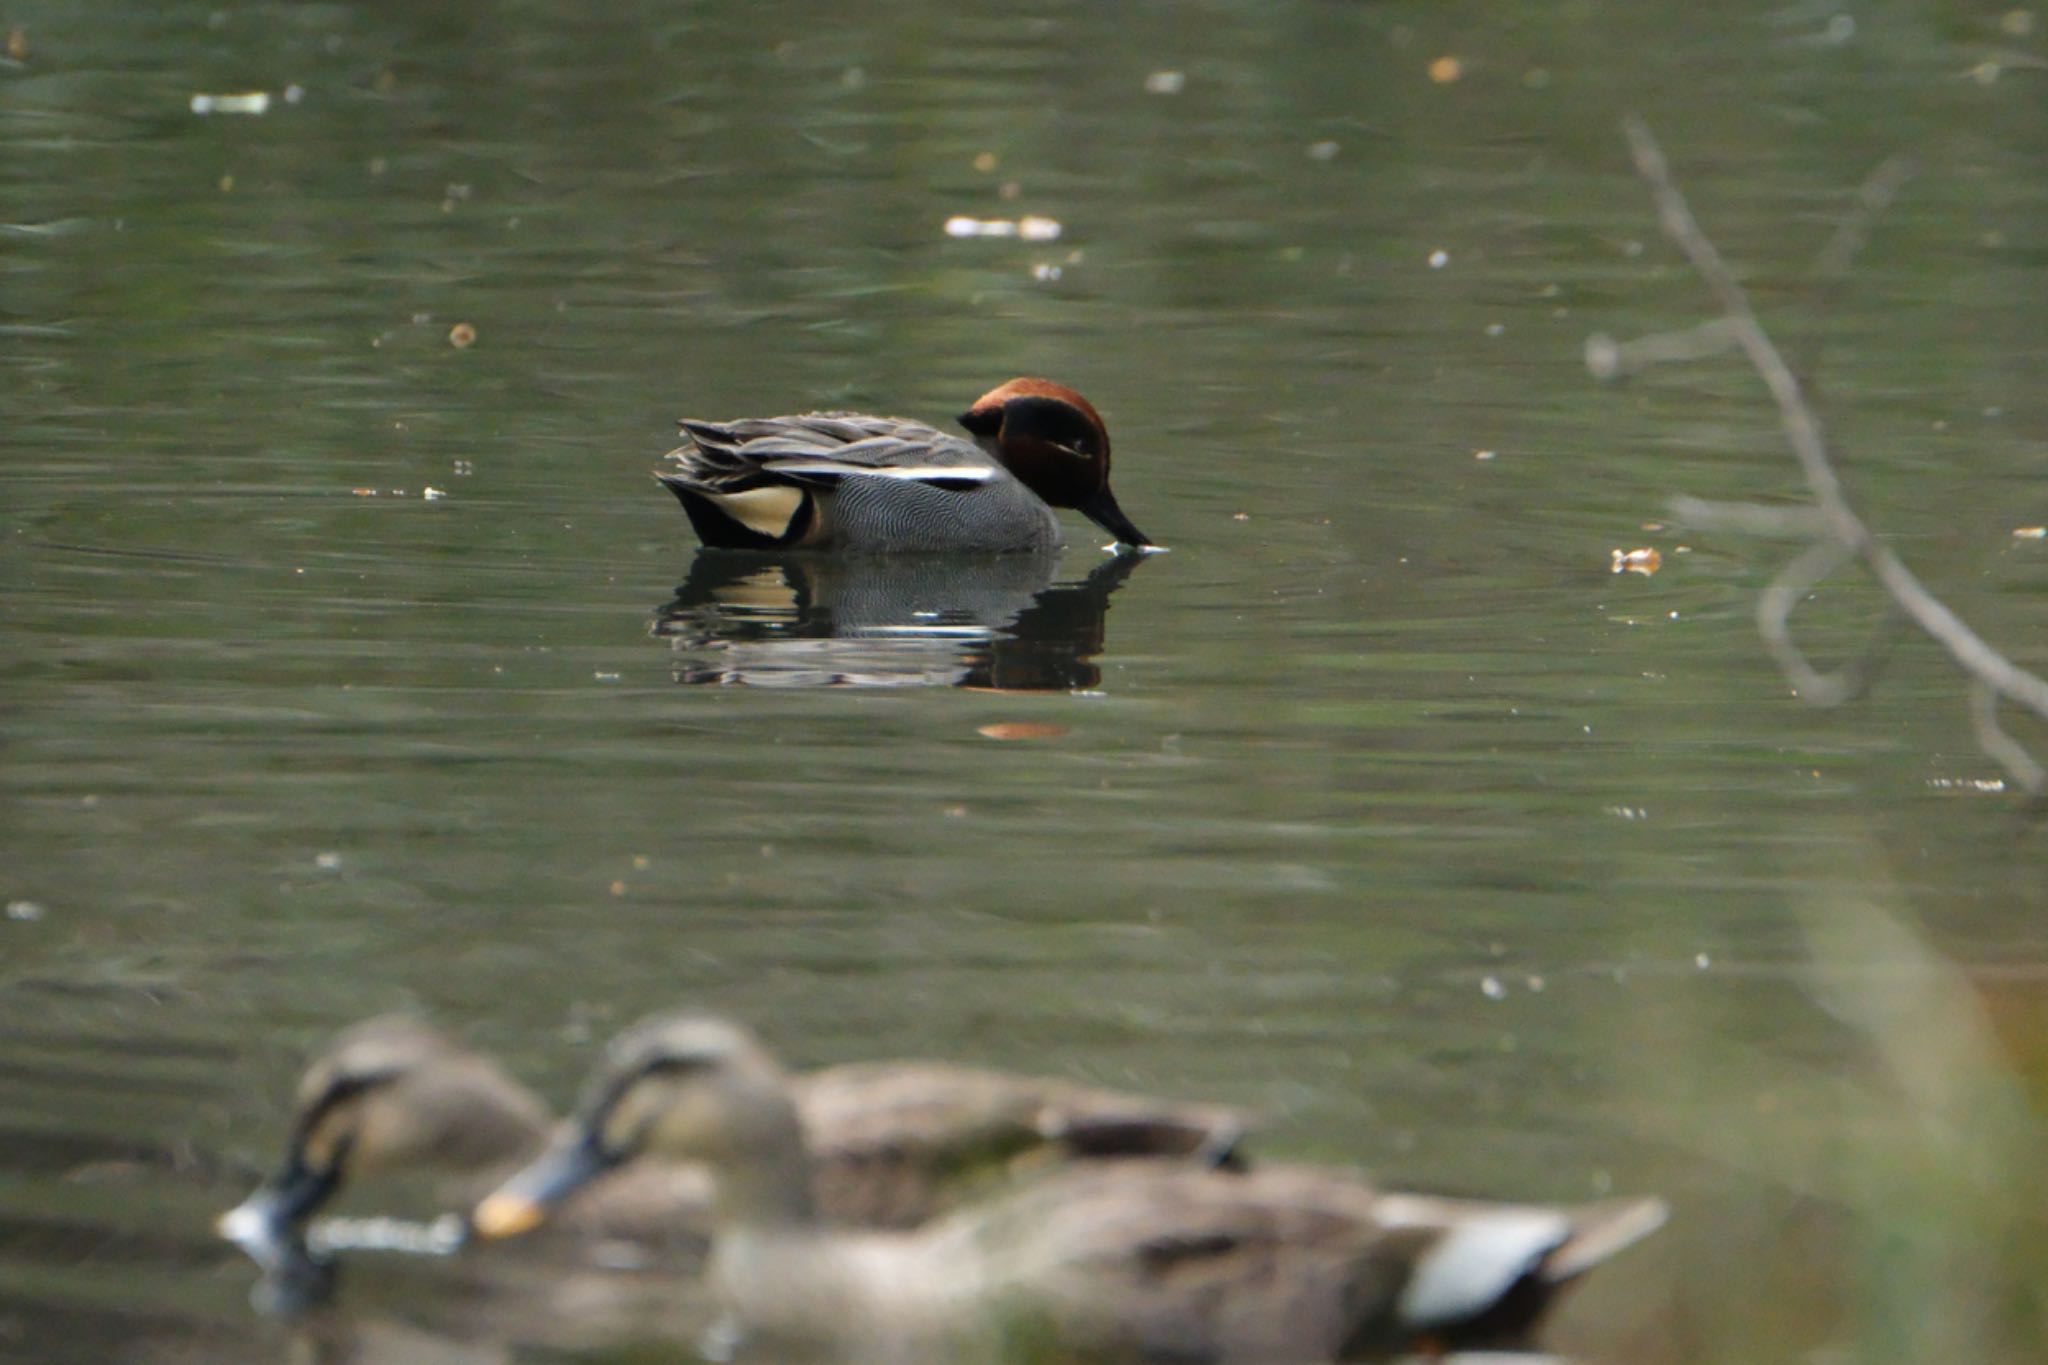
[577,1052,718,1153]
[289,1065,405,1155]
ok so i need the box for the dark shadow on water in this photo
[652,550,1149,692]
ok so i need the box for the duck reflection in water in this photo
[652,548,1147,691]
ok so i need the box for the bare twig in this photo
[1970,682,2046,795]
[1813,154,1916,281]
[1798,153,1916,385]
[1757,540,1873,706]
[1669,496,1826,539]
[1603,116,2048,794]
[1585,318,1742,381]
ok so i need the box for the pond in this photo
[4,1,2046,1361]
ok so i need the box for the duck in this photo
[217,1014,1247,1272]
[215,1016,713,1276]
[657,378,1153,553]
[471,1014,1668,1363]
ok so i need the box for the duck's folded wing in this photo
[665,416,992,493]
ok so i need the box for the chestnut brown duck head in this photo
[956,378,1152,550]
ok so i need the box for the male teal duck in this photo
[473,1014,1667,1363]
[218,1015,1245,1267]
[657,379,1153,553]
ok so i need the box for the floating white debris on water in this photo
[1031,262,1062,282]
[1306,140,1340,161]
[1143,70,1186,94]
[944,214,1063,242]
[7,900,45,922]
[190,91,271,115]
[1695,953,1712,970]
[1474,449,1496,461]
[422,486,446,500]
[1427,248,1449,269]
[1926,776,2008,793]
[1480,975,1506,1000]
[314,852,342,870]
[2013,526,2045,540]
[594,671,621,682]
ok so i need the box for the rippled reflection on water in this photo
[653,550,1145,691]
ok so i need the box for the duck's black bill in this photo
[471,1131,614,1240]
[1076,487,1153,549]
[216,1154,341,1258]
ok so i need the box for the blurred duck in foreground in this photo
[473,1014,1668,1364]
[215,1017,710,1279]
[217,1015,1247,1281]
[658,379,1154,553]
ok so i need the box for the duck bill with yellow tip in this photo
[470,1128,614,1241]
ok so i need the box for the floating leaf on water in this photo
[1611,547,1662,576]
[1143,70,1186,95]
[977,722,1068,741]
[2012,526,2045,540]
[1428,55,1463,84]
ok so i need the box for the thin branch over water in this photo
[1595,117,2048,796]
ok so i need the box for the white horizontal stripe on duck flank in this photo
[760,461,1000,484]
[1393,1209,1572,1328]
